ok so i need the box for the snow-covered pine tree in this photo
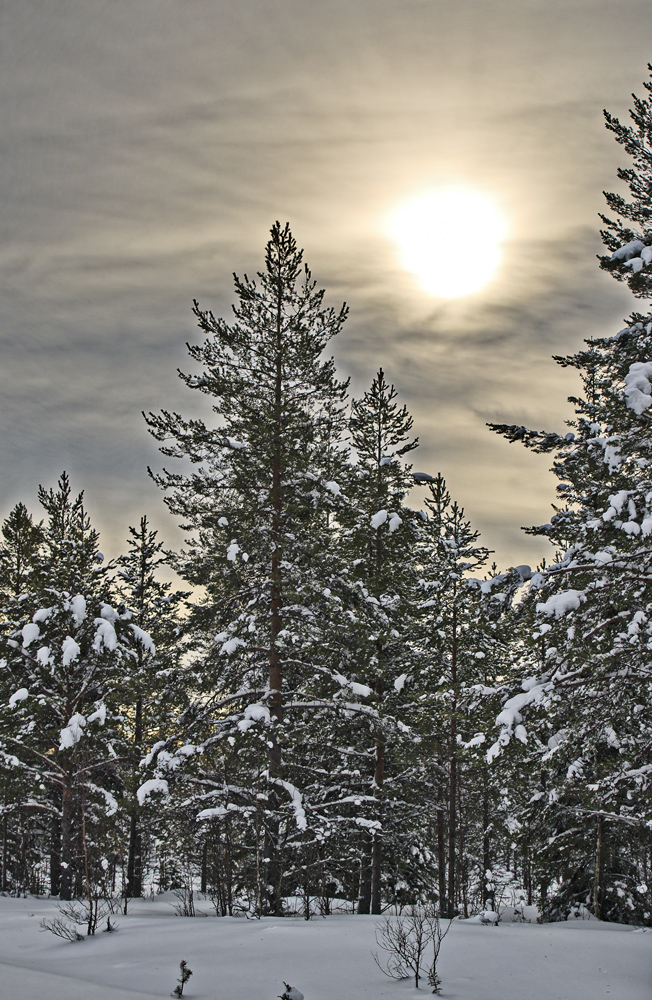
[488,321,652,923]
[0,503,44,607]
[600,64,652,296]
[0,504,46,891]
[0,474,153,899]
[144,223,351,914]
[332,369,422,914]
[412,474,509,917]
[486,68,652,924]
[115,516,188,902]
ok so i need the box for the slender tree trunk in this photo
[524,844,532,906]
[201,837,208,894]
[358,833,372,914]
[447,603,458,918]
[2,789,10,893]
[126,691,144,898]
[593,814,606,920]
[50,810,61,896]
[482,769,494,911]
[371,719,384,915]
[539,876,549,922]
[264,282,285,917]
[224,814,233,916]
[59,778,74,900]
[457,773,467,918]
[126,812,142,899]
[436,790,446,913]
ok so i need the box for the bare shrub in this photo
[172,886,196,917]
[373,905,451,992]
[39,916,84,942]
[39,895,119,941]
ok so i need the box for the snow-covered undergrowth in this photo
[0,894,649,1000]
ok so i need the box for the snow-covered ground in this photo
[0,894,649,1000]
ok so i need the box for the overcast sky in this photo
[2,0,651,569]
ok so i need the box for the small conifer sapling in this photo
[172,960,193,997]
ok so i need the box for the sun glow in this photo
[388,188,506,298]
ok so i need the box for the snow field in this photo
[0,895,650,1000]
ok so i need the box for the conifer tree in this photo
[486,68,652,923]
[0,503,44,606]
[488,319,652,922]
[600,64,652,296]
[412,474,505,917]
[0,504,46,891]
[336,369,421,914]
[144,223,351,914]
[0,474,152,899]
[115,516,188,901]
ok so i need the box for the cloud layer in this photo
[1,0,648,566]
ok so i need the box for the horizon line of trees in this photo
[3,65,652,927]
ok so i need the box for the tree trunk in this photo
[59,779,74,900]
[446,602,458,918]
[436,791,446,914]
[593,814,606,920]
[358,833,372,914]
[49,810,61,896]
[371,733,384,915]
[126,691,144,898]
[482,769,494,911]
[2,807,9,893]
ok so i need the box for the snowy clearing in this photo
[0,895,649,1000]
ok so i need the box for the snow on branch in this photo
[264,773,307,831]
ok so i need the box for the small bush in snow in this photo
[279,983,304,1000]
[373,905,451,992]
[39,915,85,942]
[172,886,196,917]
[171,959,193,997]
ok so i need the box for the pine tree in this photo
[412,474,513,918]
[600,64,652,296]
[0,504,46,891]
[115,516,188,902]
[488,319,652,922]
[336,370,421,914]
[484,70,652,923]
[0,503,44,606]
[0,474,153,899]
[144,223,351,914]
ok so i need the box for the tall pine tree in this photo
[144,223,351,914]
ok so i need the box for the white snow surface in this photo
[611,238,646,261]
[8,687,28,708]
[69,594,87,625]
[625,361,652,415]
[93,619,117,653]
[536,589,585,618]
[130,623,155,654]
[59,713,86,750]
[0,895,649,1000]
[61,636,81,665]
[136,778,170,805]
[387,512,402,532]
[226,540,241,561]
[21,622,40,647]
[370,509,388,529]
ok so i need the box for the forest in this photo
[2,71,652,933]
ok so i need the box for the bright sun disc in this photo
[388,189,506,298]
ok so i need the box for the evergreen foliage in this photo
[3,101,652,929]
[600,64,652,296]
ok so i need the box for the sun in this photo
[387,188,506,298]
